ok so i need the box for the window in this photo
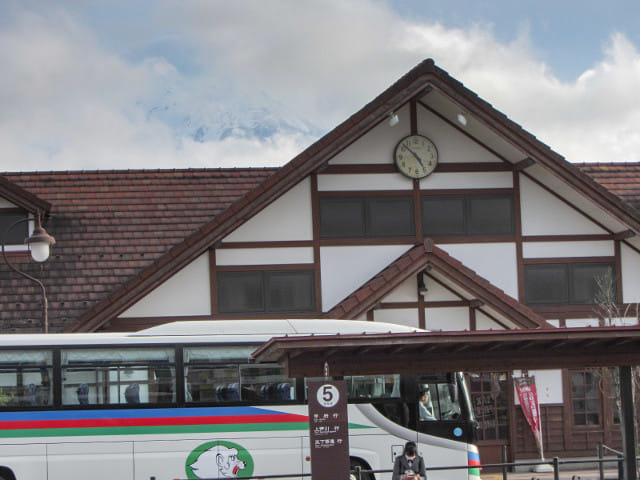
[319,196,414,238]
[183,346,296,403]
[571,370,600,426]
[217,270,315,313]
[0,211,28,245]
[524,262,615,305]
[61,348,176,406]
[468,372,509,440]
[0,350,53,407]
[422,194,514,236]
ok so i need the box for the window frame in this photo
[319,195,415,239]
[217,269,316,314]
[421,193,515,237]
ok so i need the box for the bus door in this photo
[415,374,469,442]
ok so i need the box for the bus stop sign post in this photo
[308,379,350,480]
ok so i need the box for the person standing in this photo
[393,441,427,480]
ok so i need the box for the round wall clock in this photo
[394,134,438,179]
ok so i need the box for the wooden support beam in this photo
[514,157,536,171]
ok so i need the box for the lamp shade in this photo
[27,225,55,263]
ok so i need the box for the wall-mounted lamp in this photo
[456,113,467,126]
[388,112,399,127]
[1,214,56,333]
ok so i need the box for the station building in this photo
[2,59,640,464]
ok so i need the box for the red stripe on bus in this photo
[0,413,307,430]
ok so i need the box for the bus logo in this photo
[186,440,254,480]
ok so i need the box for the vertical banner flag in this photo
[514,375,544,458]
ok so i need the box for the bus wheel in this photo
[350,458,374,480]
[0,467,15,480]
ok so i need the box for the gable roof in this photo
[0,168,275,332]
[0,175,51,214]
[327,239,547,330]
[577,162,640,212]
[63,58,640,332]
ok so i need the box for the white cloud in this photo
[1,1,640,172]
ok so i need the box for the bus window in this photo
[61,348,175,406]
[240,364,296,402]
[417,381,462,422]
[346,374,401,400]
[0,350,52,407]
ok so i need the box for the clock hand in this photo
[404,145,426,169]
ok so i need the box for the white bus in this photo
[0,319,480,480]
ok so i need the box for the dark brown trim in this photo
[209,248,217,314]
[622,239,640,257]
[475,307,513,330]
[366,309,374,321]
[523,234,614,242]
[614,230,635,240]
[311,173,323,313]
[318,190,413,197]
[0,175,51,214]
[418,100,512,165]
[423,235,516,244]
[379,301,417,309]
[514,158,535,171]
[215,264,315,272]
[422,188,514,196]
[531,304,630,319]
[0,207,27,213]
[379,300,471,309]
[414,179,422,243]
[319,238,414,247]
[320,163,511,174]
[469,306,477,330]
[522,256,615,264]
[522,172,613,234]
[514,171,525,301]
[218,240,314,249]
[410,99,417,134]
[615,240,623,304]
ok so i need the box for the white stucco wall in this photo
[520,176,607,235]
[381,277,418,303]
[0,199,17,208]
[423,279,462,302]
[439,243,519,298]
[373,308,419,328]
[216,247,314,265]
[476,311,510,330]
[420,171,512,190]
[320,245,409,311]
[317,173,412,191]
[425,306,469,331]
[513,370,563,404]
[222,179,313,242]
[119,252,211,318]
[522,241,614,258]
[622,244,640,304]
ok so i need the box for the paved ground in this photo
[481,469,619,480]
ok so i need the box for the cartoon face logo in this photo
[186,441,254,480]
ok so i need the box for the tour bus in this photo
[0,319,480,480]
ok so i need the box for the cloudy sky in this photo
[2,0,640,172]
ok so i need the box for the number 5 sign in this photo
[308,380,350,480]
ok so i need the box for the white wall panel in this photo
[523,241,614,258]
[318,173,412,191]
[120,253,210,318]
[425,307,469,331]
[622,244,640,304]
[565,319,600,328]
[216,247,313,266]
[423,279,461,302]
[320,245,408,311]
[381,277,418,303]
[0,199,17,208]
[513,370,563,404]
[476,311,508,330]
[439,243,518,298]
[373,308,419,328]
[329,105,411,165]
[223,179,312,242]
[520,176,607,235]
[420,172,512,190]
[416,107,504,163]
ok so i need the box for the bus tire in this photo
[0,467,15,480]
[350,457,374,480]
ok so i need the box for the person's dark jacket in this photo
[393,454,426,480]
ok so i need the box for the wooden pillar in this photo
[620,366,637,480]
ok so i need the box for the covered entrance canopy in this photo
[252,325,640,480]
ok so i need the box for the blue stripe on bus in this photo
[468,450,480,462]
[0,406,284,421]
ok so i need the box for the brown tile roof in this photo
[0,168,276,332]
[0,175,51,214]
[63,58,640,332]
[576,162,640,212]
[327,239,548,329]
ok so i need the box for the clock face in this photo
[394,135,438,179]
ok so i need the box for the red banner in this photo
[514,376,543,455]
